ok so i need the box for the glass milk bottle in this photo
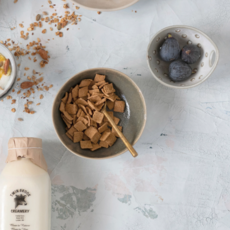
[0,137,51,230]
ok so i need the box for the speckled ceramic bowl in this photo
[70,0,139,11]
[52,68,146,159]
[0,44,17,98]
[147,25,219,89]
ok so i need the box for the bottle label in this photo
[9,189,31,229]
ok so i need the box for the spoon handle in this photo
[103,110,138,158]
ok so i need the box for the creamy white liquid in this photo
[0,158,51,230]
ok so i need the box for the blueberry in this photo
[181,44,201,64]
[159,34,180,62]
[169,60,192,82]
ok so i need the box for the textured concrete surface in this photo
[0,0,230,229]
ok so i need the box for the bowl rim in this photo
[147,25,219,89]
[52,67,147,160]
[0,43,17,98]
[69,0,139,12]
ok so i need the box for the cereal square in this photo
[67,126,77,137]
[61,92,68,103]
[104,111,113,122]
[100,130,111,141]
[75,98,88,106]
[91,132,101,144]
[91,143,101,151]
[105,133,117,147]
[74,121,87,132]
[66,132,73,141]
[63,111,74,121]
[113,116,120,125]
[93,111,104,124]
[98,122,109,133]
[85,126,98,139]
[79,79,92,88]
[103,83,115,94]
[80,141,93,149]
[83,134,90,140]
[99,141,109,148]
[106,100,114,110]
[78,87,88,98]
[114,100,125,113]
[72,85,79,99]
[65,104,77,115]
[67,92,72,104]
[73,132,83,143]
[94,74,105,82]
[59,101,65,112]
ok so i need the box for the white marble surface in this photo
[1,0,230,229]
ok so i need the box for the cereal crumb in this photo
[36,103,41,106]
[97,11,101,14]
[11,99,16,104]
[11,108,16,113]
[40,94,44,99]
[42,29,47,33]
[18,118,23,121]
[6,95,12,100]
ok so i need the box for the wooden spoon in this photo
[102,104,138,158]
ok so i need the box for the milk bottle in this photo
[0,137,51,230]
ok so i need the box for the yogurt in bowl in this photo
[0,43,16,98]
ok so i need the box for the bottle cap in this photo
[7,137,48,172]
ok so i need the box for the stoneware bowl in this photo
[71,0,139,12]
[147,25,219,89]
[0,43,17,98]
[52,68,146,159]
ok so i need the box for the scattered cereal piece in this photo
[18,118,23,121]
[42,29,47,34]
[11,108,16,113]
[40,94,44,99]
[36,14,41,21]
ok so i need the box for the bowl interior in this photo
[147,26,219,88]
[53,68,146,159]
[71,0,138,11]
[0,44,16,98]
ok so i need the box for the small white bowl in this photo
[0,43,17,98]
[147,25,219,89]
[70,0,139,12]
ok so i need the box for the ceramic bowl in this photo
[0,44,17,98]
[70,0,139,12]
[147,25,219,89]
[52,68,146,159]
